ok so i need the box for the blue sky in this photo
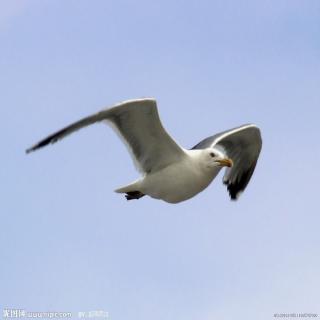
[1,1,320,319]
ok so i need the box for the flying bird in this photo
[26,98,262,203]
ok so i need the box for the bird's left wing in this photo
[26,98,186,173]
[192,124,262,200]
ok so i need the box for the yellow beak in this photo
[216,158,233,167]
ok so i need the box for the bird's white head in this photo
[199,148,233,171]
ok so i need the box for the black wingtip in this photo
[25,144,40,154]
[25,134,60,154]
[25,147,33,154]
[224,166,255,201]
[227,186,240,200]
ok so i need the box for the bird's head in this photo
[201,148,233,170]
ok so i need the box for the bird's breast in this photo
[140,159,219,203]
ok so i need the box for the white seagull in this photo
[26,98,262,203]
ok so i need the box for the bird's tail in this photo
[114,179,142,194]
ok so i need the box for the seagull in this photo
[26,98,262,203]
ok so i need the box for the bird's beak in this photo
[215,158,233,167]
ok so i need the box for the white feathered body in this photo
[115,150,221,203]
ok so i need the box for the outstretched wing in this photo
[192,124,262,200]
[26,98,185,173]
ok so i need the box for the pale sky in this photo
[1,1,320,319]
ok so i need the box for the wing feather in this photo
[192,124,262,199]
[26,98,185,173]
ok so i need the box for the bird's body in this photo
[117,149,221,203]
[27,98,262,203]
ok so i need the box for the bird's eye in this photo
[210,152,215,157]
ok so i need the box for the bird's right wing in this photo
[26,98,186,173]
[192,124,262,199]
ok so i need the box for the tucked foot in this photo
[125,191,145,200]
